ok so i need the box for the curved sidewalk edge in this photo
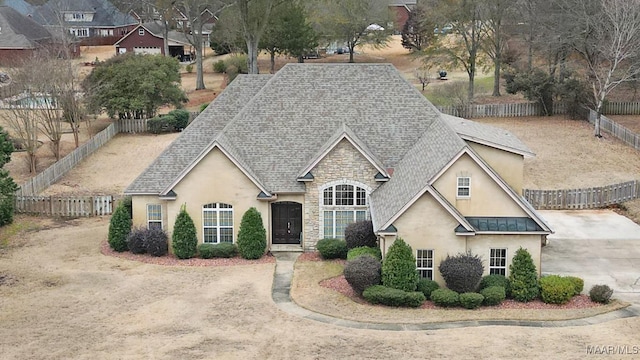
[271,252,640,331]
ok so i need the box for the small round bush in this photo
[237,207,267,260]
[145,227,168,257]
[168,109,190,130]
[509,247,539,302]
[127,227,147,254]
[344,220,377,249]
[589,284,614,304]
[316,238,347,259]
[564,276,584,295]
[213,60,227,73]
[108,202,132,252]
[185,64,193,73]
[344,255,382,295]
[362,285,425,308]
[347,246,382,261]
[539,275,575,304]
[481,286,506,306]
[430,288,460,308]
[479,274,511,298]
[459,292,484,309]
[439,251,484,293]
[416,278,440,300]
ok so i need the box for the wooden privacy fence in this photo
[118,112,200,133]
[588,110,640,150]
[15,123,118,196]
[524,181,639,210]
[437,101,566,118]
[14,195,114,217]
[603,101,640,115]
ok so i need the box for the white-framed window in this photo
[416,249,434,280]
[138,28,145,36]
[98,29,113,37]
[203,203,233,243]
[457,176,471,198]
[489,248,507,276]
[147,204,162,230]
[321,182,370,239]
[69,28,89,38]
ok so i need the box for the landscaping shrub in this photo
[148,115,177,134]
[172,205,198,259]
[198,243,238,259]
[344,220,377,249]
[108,202,132,252]
[564,276,584,295]
[459,292,484,309]
[127,227,147,254]
[539,275,575,304]
[316,238,347,259]
[346,246,381,261]
[343,255,382,295]
[589,284,614,304]
[145,227,168,257]
[509,247,539,302]
[481,286,506,306]
[362,285,425,308]
[199,103,208,112]
[430,288,460,308]
[237,207,266,260]
[479,274,511,298]
[382,238,418,292]
[416,278,440,299]
[438,251,484,293]
[121,195,132,219]
[213,60,227,73]
[168,109,190,130]
[185,64,193,73]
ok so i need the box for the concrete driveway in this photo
[540,209,640,304]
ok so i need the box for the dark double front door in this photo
[272,202,302,245]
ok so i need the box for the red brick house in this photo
[114,22,192,60]
[389,0,416,33]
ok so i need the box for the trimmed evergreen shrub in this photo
[148,115,177,134]
[237,207,266,260]
[316,238,348,259]
[459,292,484,309]
[168,109,190,130]
[539,275,575,304]
[589,284,614,304]
[347,246,382,261]
[430,288,460,308]
[564,276,584,295]
[127,227,147,254]
[145,227,168,257]
[198,243,238,259]
[438,251,484,293]
[382,238,418,292]
[481,286,506,306]
[172,205,198,259]
[416,278,440,300]
[108,202,132,252]
[344,255,382,295]
[121,195,132,219]
[479,274,511,298]
[344,220,377,249]
[362,285,425,308]
[509,247,539,302]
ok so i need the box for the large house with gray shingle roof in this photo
[0,6,54,65]
[126,63,552,284]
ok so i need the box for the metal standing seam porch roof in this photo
[455,217,547,233]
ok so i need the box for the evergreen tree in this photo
[108,202,132,252]
[237,207,266,260]
[509,247,539,302]
[381,237,419,292]
[172,205,198,259]
[0,127,17,227]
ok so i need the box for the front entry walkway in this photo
[270,252,640,331]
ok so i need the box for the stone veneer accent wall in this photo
[303,139,382,250]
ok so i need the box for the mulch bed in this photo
[100,241,275,267]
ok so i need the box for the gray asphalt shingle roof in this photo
[34,0,137,28]
[0,6,51,49]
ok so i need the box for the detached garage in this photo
[115,22,192,60]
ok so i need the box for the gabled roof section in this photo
[298,123,388,178]
[441,113,535,157]
[4,0,36,16]
[114,22,190,46]
[34,0,137,28]
[125,74,272,195]
[0,6,51,49]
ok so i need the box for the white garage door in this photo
[133,47,161,55]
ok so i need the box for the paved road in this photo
[540,209,640,304]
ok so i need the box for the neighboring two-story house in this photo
[125,64,552,285]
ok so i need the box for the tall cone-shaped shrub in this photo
[108,202,132,252]
[381,237,418,292]
[172,205,198,259]
[509,247,539,302]
[237,207,266,260]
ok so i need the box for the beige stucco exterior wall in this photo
[468,142,524,193]
[304,139,381,250]
[132,195,167,230]
[432,153,527,217]
[387,192,543,286]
